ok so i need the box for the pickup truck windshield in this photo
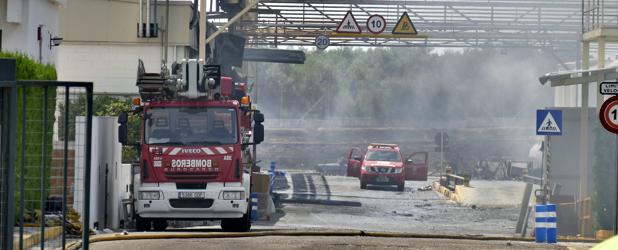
[365,150,401,162]
[145,107,237,145]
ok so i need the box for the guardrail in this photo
[439,174,470,191]
[522,175,542,186]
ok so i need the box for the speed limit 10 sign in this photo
[599,95,618,134]
[366,14,386,34]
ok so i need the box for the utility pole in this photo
[440,131,444,173]
[37,25,43,63]
[199,0,207,61]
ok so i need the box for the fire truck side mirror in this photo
[253,112,264,123]
[118,112,128,145]
[253,123,264,144]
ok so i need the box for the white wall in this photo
[55,0,193,94]
[57,44,187,93]
[74,116,129,230]
[0,0,63,63]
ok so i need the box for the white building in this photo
[56,0,194,94]
[0,0,66,64]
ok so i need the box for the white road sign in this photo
[336,11,361,33]
[366,14,386,34]
[600,82,618,95]
[315,35,330,49]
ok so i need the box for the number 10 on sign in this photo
[366,15,386,34]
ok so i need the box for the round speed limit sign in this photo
[366,14,386,34]
[315,35,330,49]
[599,95,618,134]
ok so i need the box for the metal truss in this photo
[207,0,618,60]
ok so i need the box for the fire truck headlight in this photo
[139,191,161,200]
[221,191,244,200]
[394,168,403,174]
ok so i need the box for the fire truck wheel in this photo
[153,219,168,231]
[360,181,367,189]
[397,183,405,192]
[221,206,252,232]
[135,215,152,231]
[220,214,251,232]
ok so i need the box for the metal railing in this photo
[584,0,618,32]
[0,81,93,250]
[440,173,470,191]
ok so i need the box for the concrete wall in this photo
[56,0,193,93]
[0,0,64,63]
[58,0,191,45]
[549,108,597,197]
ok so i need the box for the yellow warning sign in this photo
[392,12,417,35]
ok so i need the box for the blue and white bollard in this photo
[546,204,557,243]
[535,204,558,243]
[535,204,547,243]
[269,161,276,194]
[250,192,259,221]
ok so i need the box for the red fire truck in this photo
[346,144,428,191]
[118,60,264,232]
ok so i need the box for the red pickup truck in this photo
[346,143,428,191]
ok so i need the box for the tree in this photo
[58,94,139,162]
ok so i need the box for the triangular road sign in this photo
[392,12,418,35]
[336,11,361,33]
[537,112,561,133]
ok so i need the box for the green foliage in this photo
[58,94,139,162]
[0,51,57,80]
[257,48,555,123]
[1,51,57,220]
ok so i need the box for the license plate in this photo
[377,176,389,182]
[178,192,205,199]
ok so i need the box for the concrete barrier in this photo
[433,180,534,208]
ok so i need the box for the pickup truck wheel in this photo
[153,219,168,231]
[360,181,367,189]
[135,215,151,231]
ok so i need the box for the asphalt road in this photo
[90,236,584,250]
[90,171,591,249]
[259,171,526,235]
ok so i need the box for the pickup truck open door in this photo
[404,152,428,181]
[346,147,362,177]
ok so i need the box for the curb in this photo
[65,229,600,249]
[13,226,63,250]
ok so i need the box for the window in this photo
[145,106,237,145]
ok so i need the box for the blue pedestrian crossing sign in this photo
[536,110,562,136]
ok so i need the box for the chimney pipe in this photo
[138,0,143,37]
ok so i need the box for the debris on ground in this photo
[414,204,431,208]
[417,185,432,191]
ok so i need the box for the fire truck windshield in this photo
[144,106,237,145]
[365,150,401,162]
